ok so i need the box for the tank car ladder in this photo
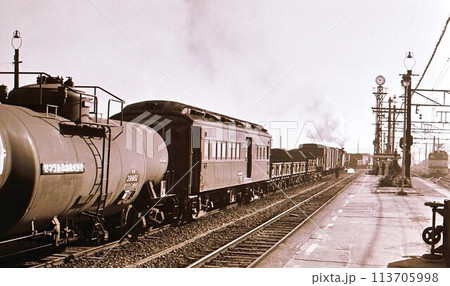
[83,125,112,242]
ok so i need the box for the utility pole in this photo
[392,96,396,154]
[387,97,392,153]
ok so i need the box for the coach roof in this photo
[119,100,267,132]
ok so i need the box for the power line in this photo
[415,16,450,90]
[433,57,450,89]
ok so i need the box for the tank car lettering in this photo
[41,163,85,174]
[126,170,139,183]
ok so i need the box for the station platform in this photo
[254,174,449,268]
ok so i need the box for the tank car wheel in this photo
[121,206,143,242]
[422,226,441,245]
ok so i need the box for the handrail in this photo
[75,85,125,103]
[0,71,125,126]
[75,86,125,126]
[107,98,124,125]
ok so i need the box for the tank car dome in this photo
[2,75,89,122]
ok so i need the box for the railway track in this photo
[187,173,359,268]
[123,181,329,268]
[6,173,357,268]
[1,225,169,268]
[30,242,126,268]
[12,182,323,268]
[435,176,450,189]
[412,171,450,189]
[123,173,360,268]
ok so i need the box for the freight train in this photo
[0,72,345,257]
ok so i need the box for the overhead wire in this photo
[414,16,450,90]
[432,57,450,89]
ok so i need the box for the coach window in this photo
[211,141,217,160]
[230,143,236,159]
[236,143,241,160]
[222,142,227,160]
[204,140,210,160]
[217,142,222,160]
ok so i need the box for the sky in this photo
[1,0,450,155]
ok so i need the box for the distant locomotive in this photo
[428,150,449,176]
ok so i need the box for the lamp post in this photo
[11,30,22,89]
[398,52,415,195]
[403,52,415,179]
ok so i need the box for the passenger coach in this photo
[118,101,272,219]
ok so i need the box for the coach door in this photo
[246,137,252,178]
[191,126,201,195]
